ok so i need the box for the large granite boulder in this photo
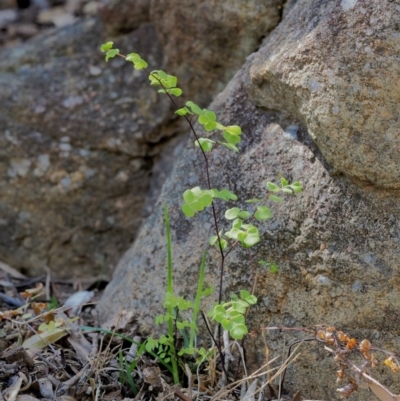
[98,0,400,399]
[149,0,284,104]
[0,20,173,278]
[248,0,400,188]
[1,0,286,278]
[99,0,285,105]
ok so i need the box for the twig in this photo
[56,364,89,396]
[174,388,193,401]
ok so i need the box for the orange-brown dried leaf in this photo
[337,378,358,398]
[316,330,325,341]
[371,354,378,368]
[325,332,335,345]
[43,311,55,323]
[0,309,21,321]
[20,282,43,298]
[346,338,357,350]
[337,368,346,382]
[337,331,349,342]
[32,302,47,315]
[362,351,371,360]
[384,356,399,373]
[326,326,336,333]
[359,339,371,352]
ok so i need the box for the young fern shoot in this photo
[100,42,303,380]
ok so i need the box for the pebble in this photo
[89,65,102,76]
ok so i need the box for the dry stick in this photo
[210,350,300,401]
[222,329,235,385]
[44,264,51,300]
[324,346,399,401]
[174,387,193,401]
[56,364,89,396]
[279,336,316,396]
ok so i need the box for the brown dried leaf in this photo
[19,283,43,299]
[325,332,335,345]
[337,331,349,342]
[32,302,47,316]
[337,378,358,397]
[0,309,21,321]
[43,311,55,323]
[359,339,371,352]
[346,338,357,350]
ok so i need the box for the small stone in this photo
[80,165,97,178]
[352,280,363,292]
[33,154,50,177]
[308,77,320,93]
[115,170,129,182]
[62,96,83,109]
[59,142,72,152]
[0,9,17,30]
[341,0,358,11]
[34,105,46,114]
[8,159,31,178]
[284,125,299,140]
[89,65,102,76]
[37,7,75,27]
[83,1,98,15]
[317,275,331,286]
[60,175,71,189]
[7,23,38,38]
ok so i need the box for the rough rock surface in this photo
[149,0,284,105]
[0,20,176,277]
[98,0,150,35]
[99,0,284,105]
[248,0,400,188]
[98,0,400,399]
[1,0,287,278]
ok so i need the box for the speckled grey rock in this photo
[149,0,284,105]
[99,0,284,106]
[248,0,400,188]
[98,1,400,398]
[0,20,175,278]
[0,0,287,278]
[98,0,150,34]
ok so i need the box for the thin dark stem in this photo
[200,310,229,382]
[122,52,228,352]
[138,61,225,301]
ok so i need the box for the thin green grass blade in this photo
[163,205,180,384]
[190,250,207,348]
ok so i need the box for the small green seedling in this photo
[101,42,303,385]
